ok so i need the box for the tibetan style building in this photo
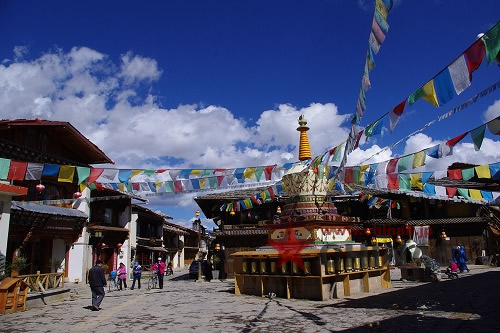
[0,119,113,282]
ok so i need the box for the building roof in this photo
[0,183,28,196]
[0,119,113,165]
[11,201,88,219]
[213,228,268,237]
[364,216,488,226]
[93,187,147,202]
[132,204,172,219]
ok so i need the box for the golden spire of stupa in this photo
[297,115,312,161]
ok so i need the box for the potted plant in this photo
[48,258,63,273]
[10,256,29,277]
[211,253,221,280]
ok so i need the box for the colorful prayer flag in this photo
[475,164,491,178]
[461,168,475,181]
[433,69,456,106]
[448,55,471,95]
[464,39,486,80]
[25,163,43,180]
[58,165,75,183]
[8,161,27,180]
[412,151,426,169]
[469,189,482,201]
[483,22,500,64]
[389,99,406,133]
[0,158,10,180]
[470,124,486,151]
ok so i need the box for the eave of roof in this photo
[11,201,88,219]
[0,183,28,196]
[0,119,114,165]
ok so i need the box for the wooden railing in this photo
[17,272,65,293]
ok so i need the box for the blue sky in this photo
[1,0,499,227]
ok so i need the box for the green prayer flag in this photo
[399,174,411,191]
[208,177,218,189]
[143,170,155,177]
[76,166,90,184]
[255,168,264,182]
[461,168,475,181]
[88,183,97,190]
[457,188,470,200]
[483,22,500,64]
[126,183,133,193]
[0,158,11,180]
[398,155,412,172]
[333,142,344,162]
[470,125,486,151]
[164,181,174,192]
[408,87,424,107]
[353,167,360,185]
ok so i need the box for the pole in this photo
[197,223,202,282]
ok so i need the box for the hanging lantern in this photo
[441,231,447,239]
[276,206,282,214]
[364,227,372,236]
[116,243,123,249]
[195,210,200,217]
[215,244,221,250]
[230,211,235,216]
[36,183,45,192]
[73,192,82,199]
[247,211,251,218]
[101,243,107,248]
[396,235,402,243]
[371,236,377,245]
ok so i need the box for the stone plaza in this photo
[1,266,499,333]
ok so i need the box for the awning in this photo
[87,225,129,232]
[136,244,168,252]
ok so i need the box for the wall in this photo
[68,187,91,283]
[0,193,12,275]
[51,239,66,273]
[119,205,132,278]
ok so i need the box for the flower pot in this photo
[212,270,220,280]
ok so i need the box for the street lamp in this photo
[193,210,203,282]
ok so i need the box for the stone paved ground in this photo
[1,266,499,333]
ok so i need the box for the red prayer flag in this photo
[264,166,275,180]
[268,187,275,200]
[392,99,407,116]
[391,200,397,208]
[386,158,400,174]
[446,187,457,198]
[446,132,468,147]
[344,167,354,184]
[353,130,364,150]
[88,168,104,184]
[213,169,225,173]
[7,161,28,180]
[448,169,462,180]
[464,39,486,80]
[216,175,225,187]
[174,180,182,192]
[132,183,140,191]
[156,169,167,173]
[387,173,399,190]
[329,146,337,155]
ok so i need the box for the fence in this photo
[17,272,65,293]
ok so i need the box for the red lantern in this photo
[101,243,106,248]
[73,192,82,199]
[116,243,122,249]
[364,228,372,236]
[36,183,45,192]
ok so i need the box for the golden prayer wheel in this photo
[260,261,267,274]
[304,261,311,275]
[377,254,383,268]
[242,261,248,273]
[383,253,390,267]
[270,261,276,273]
[361,254,369,270]
[354,257,361,271]
[327,259,335,274]
[369,255,376,269]
[344,256,353,272]
[335,257,344,273]
[251,261,258,273]
[292,262,300,274]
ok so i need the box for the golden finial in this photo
[297,115,312,161]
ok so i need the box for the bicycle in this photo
[147,272,158,290]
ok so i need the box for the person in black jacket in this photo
[88,260,107,311]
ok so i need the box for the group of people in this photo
[88,258,173,311]
[450,245,470,273]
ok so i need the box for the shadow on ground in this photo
[321,271,500,332]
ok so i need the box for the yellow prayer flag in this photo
[190,169,202,176]
[412,151,426,169]
[360,165,370,172]
[154,181,163,191]
[410,173,423,190]
[475,165,491,179]
[359,172,365,185]
[243,167,256,180]
[58,165,75,183]
[422,80,439,108]
[80,183,87,192]
[131,170,143,178]
[328,180,335,191]
[375,0,388,20]
[118,183,126,192]
[469,189,483,200]
[199,178,207,189]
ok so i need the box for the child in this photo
[109,270,118,290]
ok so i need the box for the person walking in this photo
[88,260,107,311]
[458,245,470,273]
[131,262,142,290]
[117,262,128,290]
[152,257,165,289]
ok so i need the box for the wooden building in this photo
[0,119,113,281]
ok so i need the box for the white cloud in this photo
[13,45,29,61]
[119,52,162,84]
[484,99,500,122]
[403,133,439,155]
[346,144,393,166]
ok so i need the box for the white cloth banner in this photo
[448,55,471,95]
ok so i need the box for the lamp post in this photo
[193,210,203,282]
